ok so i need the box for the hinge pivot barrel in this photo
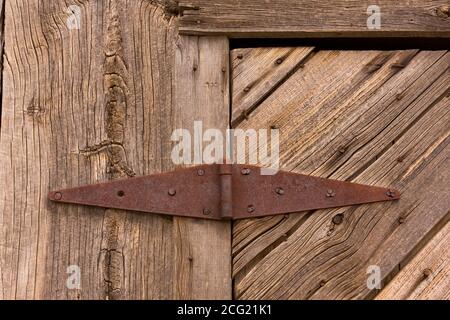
[219,164,233,220]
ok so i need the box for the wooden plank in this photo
[1,0,104,299]
[232,49,450,299]
[376,219,450,300]
[179,0,450,37]
[233,49,402,277]
[172,36,231,299]
[0,0,230,299]
[231,47,314,125]
[0,0,3,126]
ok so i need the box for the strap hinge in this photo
[49,164,400,220]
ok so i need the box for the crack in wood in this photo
[100,0,132,300]
[232,48,449,299]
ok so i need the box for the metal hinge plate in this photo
[48,164,400,220]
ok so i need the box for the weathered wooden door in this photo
[230,47,449,299]
[1,1,449,301]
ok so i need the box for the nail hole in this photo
[332,213,344,225]
[117,190,125,197]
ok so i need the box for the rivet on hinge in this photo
[326,189,336,198]
[386,189,396,198]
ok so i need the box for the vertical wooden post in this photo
[172,36,231,299]
[0,1,231,299]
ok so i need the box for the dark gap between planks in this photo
[230,38,450,50]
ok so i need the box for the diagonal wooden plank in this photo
[310,96,449,299]
[233,49,422,276]
[375,219,450,300]
[237,82,449,300]
[231,47,314,125]
[0,0,230,300]
[232,49,450,299]
[179,0,450,37]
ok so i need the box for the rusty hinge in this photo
[48,164,400,220]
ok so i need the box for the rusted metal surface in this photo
[231,165,400,219]
[49,164,400,220]
[49,164,222,220]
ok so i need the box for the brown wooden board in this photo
[231,48,449,299]
[0,1,230,299]
[376,219,450,300]
[0,0,3,128]
[179,0,450,38]
[231,47,314,125]
[172,36,231,299]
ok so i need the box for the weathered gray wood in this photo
[172,36,231,300]
[231,47,314,125]
[376,219,450,300]
[232,48,450,299]
[0,0,230,300]
[0,0,3,126]
[179,0,450,37]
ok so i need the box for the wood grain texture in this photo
[179,0,450,37]
[0,0,3,125]
[231,47,314,125]
[232,48,450,299]
[376,219,450,300]
[0,0,230,300]
[172,36,231,300]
